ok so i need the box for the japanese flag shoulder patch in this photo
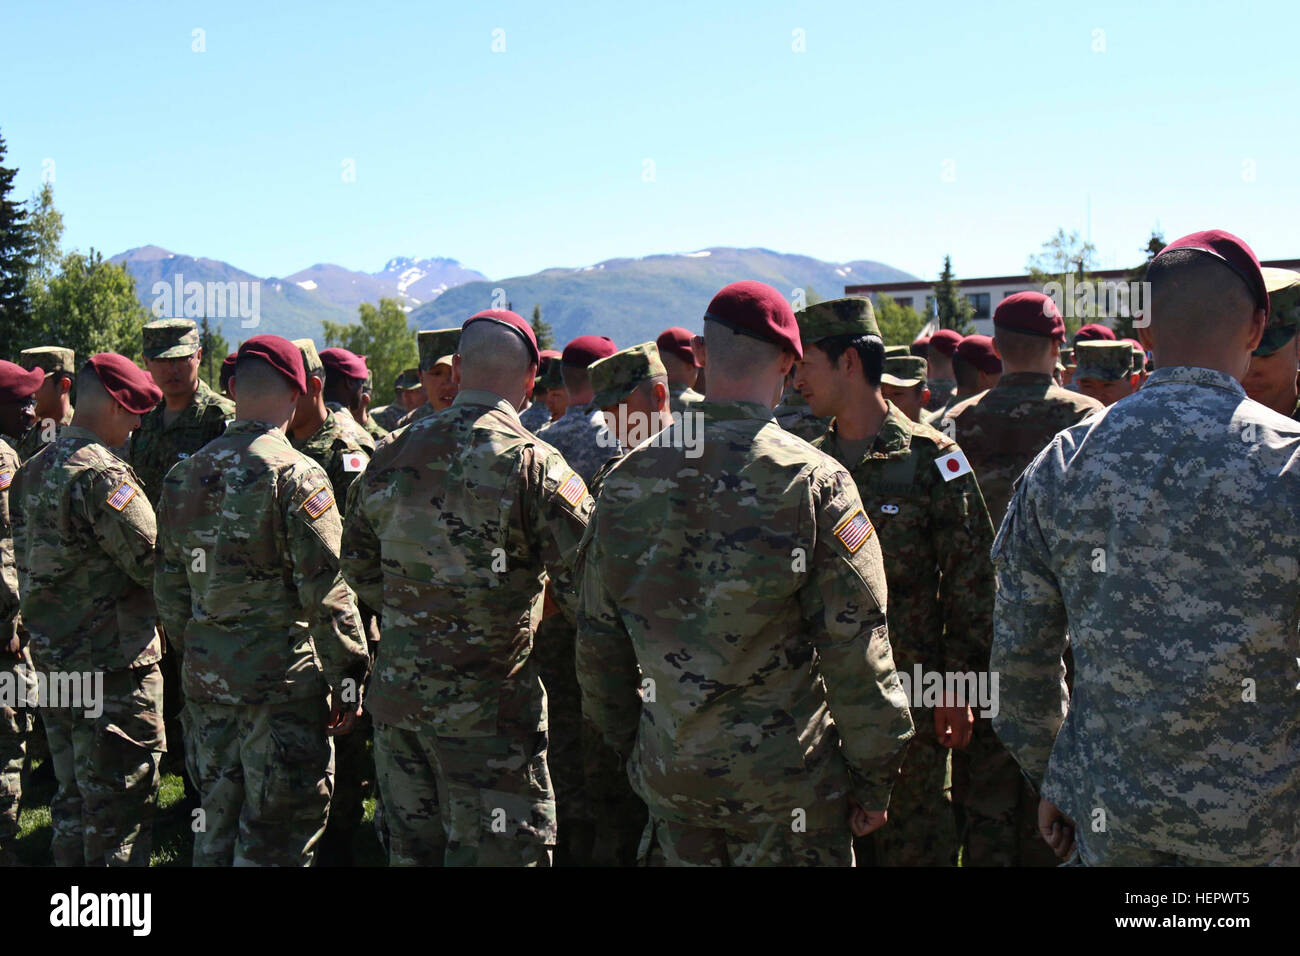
[302,484,335,520]
[832,507,874,554]
[556,470,588,508]
[0,470,11,491]
[935,449,972,482]
[106,481,138,511]
[342,451,368,473]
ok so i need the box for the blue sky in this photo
[3,1,1296,283]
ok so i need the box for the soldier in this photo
[1072,322,1115,346]
[519,350,561,432]
[655,328,704,414]
[320,348,385,448]
[773,370,828,440]
[954,335,1002,398]
[218,353,237,399]
[358,366,387,441]
[1058,346,1076,388]
[538,335,621,484]
[12,355,165,865]
[130,318,234,811]
[17,347,75,461]
[924,329,962,412]
[879,355,930,423]
[942,292,1102,866]
[992,229,1300,865]
[1243,267,1300,418]
[589,342,673,459]
[576,281,916,867]
[342,310,592,867]
[290,340,375,498]
[371,369,422,432]
[793,297,994,867]
[541,357,569,423]
[1073,341,1141,407]
[417,329,460,413]
[154,336,368,866]
[1123,338,1150,387]
[0,364,37,866]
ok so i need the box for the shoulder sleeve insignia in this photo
[343,451,368,473]
[832,507,874,554]
[107,481,138,511]
[935,449,972,481]
[302,484,335,520]
[557,470,588,507]
[0,470,12,490]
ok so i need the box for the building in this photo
[847,258,1300,337]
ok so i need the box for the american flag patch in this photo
[0,471,11,491]
[302,484,335,520]
[106,482,137,512]
[557,471,587,507]
[833,508,873,554]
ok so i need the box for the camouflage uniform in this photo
[576,399,916,866]
[154,421,369,866]
[324,400,383,449]
[537,403,620,485]
[773,389,828,441]
[16,347,76,462]
[0,437,31,860]
[925,378,957,413]
[667,383,704,416]
[128,378,234,506]
[341,389,593,867]
[371,405,405,432]
[393,401,436,432]
[519,400,551,433]
[941,371,1100,865]
[815,404,995,866]
[362,415,387,441]
[11,427,165,866]
[17,407,73,463]
[992,366,1300,865]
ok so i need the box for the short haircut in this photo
[813,333,885,388]
[459,320,534,381]
[561,364,591,394]
[993,326,1055,365]
[702,319,785,379]
[952,352,981,391]
[235,356,297,400]
[634,375,669,405]
[1145,248,1256,341]
[74,365,112,412]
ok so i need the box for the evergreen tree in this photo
[0,130,34,359]
[198,316,230,389]
[934,256,974,334]
[32,248,151,362]
[531,303,555,351]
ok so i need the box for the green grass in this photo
[14,759,386,867]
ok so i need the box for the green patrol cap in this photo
[292,338,325,379]
[880,355,927,388]
[394,368,422,391]
[142,318,200,359]
[589,342,667,410]
[884,345,910,359]
[19,346,75,374]
[1253,268,1300,357]
[794,297,880,345]
[539,356,564,390]
[1074,341,1134,382]
[418,329,461,370]
[1059,346,1076,367]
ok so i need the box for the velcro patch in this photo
[343,451,368,473]
[302,484,335,519]
[935,449,972,481]
[833,508,874,554]
[107,482,138,511]
[0,471,11,491]
[557,471,588,507]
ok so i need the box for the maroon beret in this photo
[703,281,802,358]
[993,292,1066,342]
[563,335,618,368]
[0,360,45,404]
[1074,322,1116,343]
[539,348,562,362]
[956,334,1003,375]
[87,353,162,415]
[1156,228,1269,314]
[463,309,540,363]
[240,334,307,393]
[910,335,930,358]
[928,328,963,356]
[318,347,369,381]
[656,327,700,367]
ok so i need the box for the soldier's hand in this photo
[1037,798,1075,860]
[327,701,363,737]
[848,801,888,837]
[934,703,974,749]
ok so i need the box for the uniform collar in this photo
[1141,366,1245,397]
[223,419,290,443]
[995,371,1055,388]
[827,401,912,463]
[452,388,521,421]
[58,425,101,445]
[694,399,776,422]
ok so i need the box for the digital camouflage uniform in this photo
[323,400,383,449]
[941,371,1101,866]
[815,405,995,866]
[519,400,551,433]
[576,399,916,866]
[773,388,828,441]
[0,437,32,861]
[537,403,621,485]
[154,420,369,866]
[129,376,234,506]
[341,389,593,867]
[992,367,1300,865]
[393,401,436,432]
[11,427,165,866]
[370,405,404,432]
